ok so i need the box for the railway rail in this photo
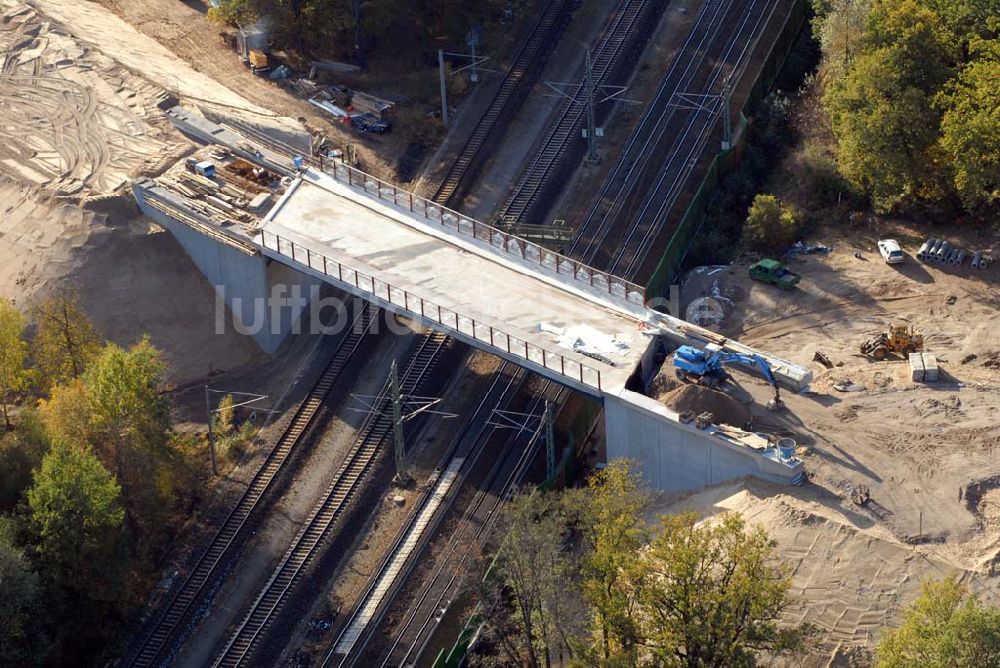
[321,363,529,665]
[570,0,782,281]
[610,0,779,280]
[569,0,733,263]
[498,0,657,227]
[370,382,564,667]
[432,0,571,207]
[122,303,377,668]
[212,330,451,668]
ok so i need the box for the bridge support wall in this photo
[135,190,318,353]
[603,389,802,493]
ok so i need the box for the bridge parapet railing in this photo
[325,161,646,307]
[260,230,603,391]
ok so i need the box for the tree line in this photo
[0,293,231,666]
[815,0,998,217]
[210,0,524,63]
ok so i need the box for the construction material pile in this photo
[661,385,750,428]
[916,238,990,268]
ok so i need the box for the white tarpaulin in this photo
[539,323,629,357]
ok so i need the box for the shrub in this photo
[744,194,800,250]
[798,143,849,208]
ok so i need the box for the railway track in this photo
[372,383,564,667]
[569,0,733,264]
[612,0,779,280]
[212,330,451,668]
[320,363,530,666]
[570,0,781,281]
[123,303,377,668]
[497,0,656,227]
[432,0,571,207]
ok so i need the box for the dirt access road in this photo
[662,220,1000,664]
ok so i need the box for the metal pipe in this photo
[955,249,965,266]
[946,249,959,265]
[971,251,983,269]
[917,238,934,260]
[936,240,952,262]
[925,239,941,261]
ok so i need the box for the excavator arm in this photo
[716,352,782,408]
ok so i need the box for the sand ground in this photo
[659,221,1000,664]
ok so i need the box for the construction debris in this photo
[833,380,866,392]
[851,484,871,507]
[813,350,834,369]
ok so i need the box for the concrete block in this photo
[909,353,925,381]
[921,353,939,381]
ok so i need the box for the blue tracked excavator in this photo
[673,343,783,410]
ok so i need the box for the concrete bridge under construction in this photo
[133,108,811,492]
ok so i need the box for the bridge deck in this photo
[262,170,652,395]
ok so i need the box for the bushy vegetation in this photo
[816,0,999,216]
[210,0,526,62]
[473,461,806,667]
[0,293,256,665]
[875,576,1000,667]
[743,193,800,249]
[684,90,805,266]
[687,0,995,270]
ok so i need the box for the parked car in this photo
[877,239,904,264]
[748,258,801,290]
[350,112,391,134]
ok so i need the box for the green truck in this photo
[748,258,801,289]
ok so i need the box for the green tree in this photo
[567,460,650,664]
[38,378,94,452]
[815,0,872,75]
[875,575,1000,667]
[634,513,801,667]
[38,339,173,551]
[208,0,257,25]
[822,0,957,210]
[488,489,580,667]
[0,518,42,666]
[216,393,235,434]
[743,194,799,249]
[82,338,171,538]
[26,442,125,598]
[32,291,101,392]
[937,40,1000,213]
[84,338,170,480]
[0,299,30,429]
[0,410,51,510]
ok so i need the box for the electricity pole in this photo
[389,360,410,485]
[544,400,556,479]
[721,77,733,150]
[545,49,639,164]
[438,48,493,128]
[584,50,598,162]
[350,361,454,486]
[467,27,481,83]
[438,49,449,128]
[205,386,217,475]
[204,387,270,476]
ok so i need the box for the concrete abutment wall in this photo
[604,390,803,492]
[134,186,318,353]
